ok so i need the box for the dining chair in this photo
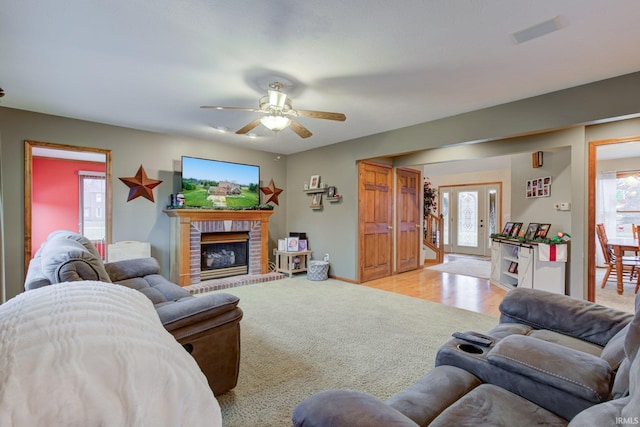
[635,230,640,294]
[630,224,640,257]
[596,223,637,289]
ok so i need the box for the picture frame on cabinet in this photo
[502,222,514,235]
[524,223,540,240]
[510,222,523,237]
[508,262,518,273]
[536,223,551,238]
[309,175,320,190]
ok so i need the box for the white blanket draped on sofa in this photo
[0,281,222,427]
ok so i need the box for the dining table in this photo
[607,237,639,295]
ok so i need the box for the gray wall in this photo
[510,150,572,238]
[3,71,640,300]
[0,108,287,300]
[287,72,640,298]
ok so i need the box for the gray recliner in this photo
[25,230,242,396]
[293,288,640,426]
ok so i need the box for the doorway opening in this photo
[589,136,640,312]
[24,140,112,271]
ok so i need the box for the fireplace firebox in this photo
[200,232,249,280]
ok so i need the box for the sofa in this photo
[293,288,640,426]
[24,230,242,396]
[0,280,222,426]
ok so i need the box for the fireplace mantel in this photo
[164,209,275,286]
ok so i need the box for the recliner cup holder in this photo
[457,343,484,354]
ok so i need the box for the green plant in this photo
[424,177,437,216]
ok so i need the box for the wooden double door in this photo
[358,161,421,282]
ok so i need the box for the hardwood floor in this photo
[360,256,507,317]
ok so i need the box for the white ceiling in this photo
[2,1,640,155]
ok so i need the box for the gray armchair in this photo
[25,230,242,396]
[293,289,640,426]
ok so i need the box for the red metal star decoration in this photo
[118,165,162,202]
[260,179,283,205]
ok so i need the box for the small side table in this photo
[275,250,312,277]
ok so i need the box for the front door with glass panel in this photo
[441,184,500,257]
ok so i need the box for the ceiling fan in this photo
[201,82,346,138]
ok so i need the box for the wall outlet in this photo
[323,253,330,262]
[560,202,571,211]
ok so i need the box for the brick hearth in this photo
[184,272,285,294]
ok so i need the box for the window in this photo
[79,171,106,244]
[615,171,640,237]
[442,191,450,245]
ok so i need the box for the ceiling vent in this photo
[511,17,561,44]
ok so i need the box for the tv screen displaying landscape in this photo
[181,156,260,208]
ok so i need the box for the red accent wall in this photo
[32,158,105,257]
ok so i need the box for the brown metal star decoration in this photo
[260,179,283,205]
[119,165,162,202]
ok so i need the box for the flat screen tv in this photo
[181,156,260,208]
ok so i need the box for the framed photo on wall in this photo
[309,175,320,190]
[526,176,552,198]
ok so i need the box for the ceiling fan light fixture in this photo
[268,90,288,109]
[260,115,291,131]
[202,81,344,139]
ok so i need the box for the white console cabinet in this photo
[490,239,566,294]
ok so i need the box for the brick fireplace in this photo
[164,209,274,286]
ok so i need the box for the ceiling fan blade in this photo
[236,118,262,135]
[200,106,260,112]
[289,120,313,139]
[295,109,346,121]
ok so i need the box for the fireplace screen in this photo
[200,232,249,280]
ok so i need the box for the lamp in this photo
[260,114,291,131]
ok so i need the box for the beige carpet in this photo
[596,267,636,313]
[203,276,498,427]
[426,256,491,279]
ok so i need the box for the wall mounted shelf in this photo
[304,185,342,209]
